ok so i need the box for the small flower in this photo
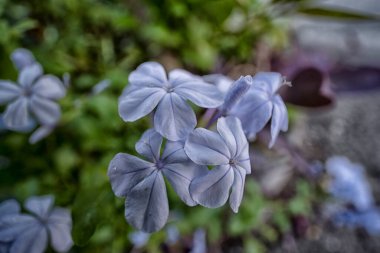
[10,48,36,71]
[221,75,252,114]
[0,63,66,130]
[333,208,380,236]
[190,228,207,253]
[118,62,224,141]
[0,195,73,253]
[108,129,207,232]
[326,156,373,211]
[229,72,289,147]
[91,79,111,95]
[128,230,150,248]
[184,116,251,212]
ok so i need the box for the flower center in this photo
[156,160,165,170]
[229,159,236,165]
[163,82,174,93]
[21,87,33,97]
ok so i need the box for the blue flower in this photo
[108,129,207,232]
[229,72,289,147]
[326,156,373,211]
[118,62,224,141]
[221,75,252,113]
[10,48,36,71]
[0,62,66,130]
[333,208,380,236]
[184,116,251,212]
[0,48,67,144]
[91,79,110,95]
[128,230,150,248]
[0,196,73,253]
[190,228,207,253]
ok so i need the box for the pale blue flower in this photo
[229,72,288,147]
[221,75,252,113]
[0,199,20,253]
[190,229,207,253]
[326,156,373,211]
[334,208,380,236]
[185,116,251,212]
[128,230,150,248]
[92,79,110,95]
[0,63,66,130]
[118,62,224,141]
[0,196,73,253]
[166,224,180,245]
[108,129,207,232]
[10,48,36,71]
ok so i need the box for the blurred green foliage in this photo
[0,0,340,252]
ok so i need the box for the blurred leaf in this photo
[298,6,380,20]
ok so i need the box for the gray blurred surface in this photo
[292,0,380,67]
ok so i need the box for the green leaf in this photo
[72,187,110,246]
[298,6,380,20]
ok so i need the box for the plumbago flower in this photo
[324,156,380,235]
[118,62,224,141]
[326,156,373,211]
[108,129,207,232]
[228,72,289,147]
[0,195,73,253]
[0,48,67,143]
[185,116,251,212]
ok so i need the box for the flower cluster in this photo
[109,62,289,233]
[0,48,67,143]
[0,195,73,253]
[325,156,380,235]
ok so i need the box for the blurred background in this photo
[0,0,380,252]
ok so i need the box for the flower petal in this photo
[269,95,288,148]
[32,75,66,100]
[29,125,54,144]
[29,95,61,126]
[0,81,20,105]
[47,208,73,253]
[217,116,251,173]
[0,214,36,242]
[3,98,31,130]
[232,90,273,139]
[221,76,252,113]
[125,171,169,233]
[161,141,188,164]
[184,128,230,165]
[128,62,167,88]
[24,195,54,219]
[18,63,43,88]
[253,72,283,95]
[216,117,246,158]
[168,69,202,87]
[202,74,233,95]
[154,93,196,141]
[135,129,163,162]
[10,48,36,71]
[229,166,246,213]
[0,200,20,216]
[190,165,234,208]
[9,225,48,253]
[162,162,208,206]
[119,87,166,122]
[108,153,155,197]
[174,81,224,108]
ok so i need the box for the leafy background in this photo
[0,0,379,252]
